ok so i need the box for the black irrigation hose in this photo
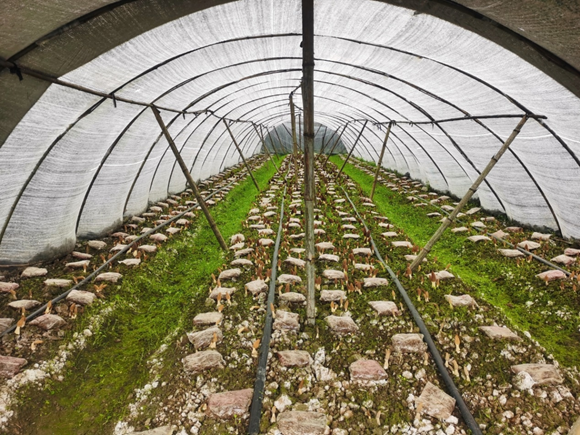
[340,185,484,435]
[248,184,288,434]
[0,164,257,339]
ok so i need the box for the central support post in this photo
[302,0,316,325]
[409,115,529,270]
[151,106,228,251]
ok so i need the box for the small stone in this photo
[322,270,345,280]
[363,277,388,287]
[551,255,576,266]
[274,310,300,331]
[368,301,399,316]
[230,233,245,244]
[71,251,93,260]
[277,350,311,367]
[467,235,490,243]
[392,333,427,353]
[183,350,225,373]
[536,270,567,281]
[274,394,292,413]
[258,229,275,236]
[291,248,306,254]
[505,226,523,233]
[193,312,223,325]
[21,267,48,278]
[0,355,28,379]
[279,292,306,303]
[564,248,580,257]
[235,248,254,257]
[444,294,476,308]
[277,411,328,435]
[352,247,372,256]
[95,272,122,283]
[343,233,360,239]
[326,315,358,335]
[354,263,373,271]
[219,268,242,281]
[110,244,127,252]
[320,290,346,302]
[278,274,302,284]
[315,242,334,251]
[259,238,275,247]
[187,327,223,350]
[490,230,508,239]
[166,227,180,235]
[285,257,306,268]
[392,241,413,248]
[531,232,551,241]
[498,249,525,258]
[381,231,398,238]
[138,244,157,253]
[29,314,66,330]
[342,224,356,230]
[66,290,96,306]
[350,359,387,381]
[44,278,73,288]
[318,254,339,262]
[149,233,167,243]
[465,207,480,215]
[518,240,541,251]
[231,258,253,267]
[476,323,523,341]
[118,258,141,267]
[88,240,107,250]
[245,279,268,295]
[209,287,237,300]
[0,282,19,293]
[416,382,456,420]
[511,364,563,385]
[404,255,427,263]
[379,224,394,230]
[206,389,253,420]
[230,242,245,251]
[8,299,41,310]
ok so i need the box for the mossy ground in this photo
[4,157,281,435]
[331,155,580,369]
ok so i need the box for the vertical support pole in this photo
[302,0,316,325]
[290,94,299,156]
[298,113,303,151]
[322,123,348,166]
[273,127,287,155]
[409,115,529,270]
[314,124,323,153]
[223,119,260,192]
[151,106,228,251]
[370,121,393,200]
[337,120,368,177]
[254,124,279,173]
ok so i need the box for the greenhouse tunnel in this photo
[1,0,580,434]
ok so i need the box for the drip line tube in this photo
[340,185,484,435]
[248,183,287,434]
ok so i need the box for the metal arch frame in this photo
[0,58,565,245]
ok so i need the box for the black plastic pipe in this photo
[248,184,287,434]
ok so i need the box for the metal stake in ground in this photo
[302,0,316,325]
[223,119,260,192]
[322,123,349,166]
[290,93,299,156]
[409,115,529,271]
[337,120,368,177]
[370,121,393,200]
[253,124,279,173]
[151,106,228,251]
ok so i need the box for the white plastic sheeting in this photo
[0,0,579,264]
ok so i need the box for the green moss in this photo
[6,158,280,435]
[331,155,580,368]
